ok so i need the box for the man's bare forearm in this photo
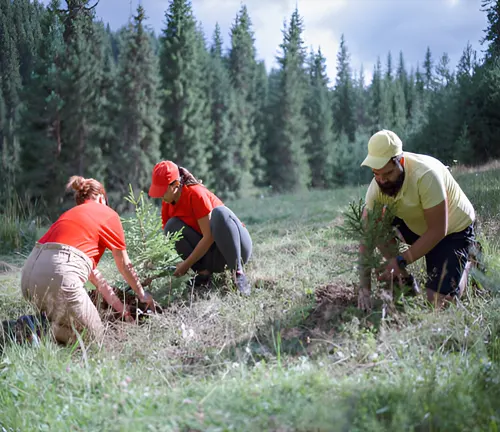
[403,229,445,265]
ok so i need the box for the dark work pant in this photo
[165,206,252,274]
[392,217,476,296]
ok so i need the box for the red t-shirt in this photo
[38,200,126,268]
[161,184,224,234]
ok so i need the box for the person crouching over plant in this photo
[21,176,155,345]
[358,129,477,311]
[148,161,253,295]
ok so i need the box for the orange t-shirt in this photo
[161,184,224,234]
[38,200,126,268]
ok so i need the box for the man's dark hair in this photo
[391,154,403,167]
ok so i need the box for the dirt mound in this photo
[311,282,357,324]
[278,282,358,356]
[315,282,357,306]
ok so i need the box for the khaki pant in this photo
[21,242,104,345]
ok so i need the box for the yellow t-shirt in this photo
[364,152,475,236]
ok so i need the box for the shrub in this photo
[117,186,189,305]
[339,199,400,276]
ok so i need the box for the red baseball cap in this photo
[148,161,180,198]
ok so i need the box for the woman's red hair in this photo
[66,176,107,205]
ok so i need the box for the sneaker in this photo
[234,271,251,296]
[14,314,49,347]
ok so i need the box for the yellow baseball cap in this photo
[361,130,403,170]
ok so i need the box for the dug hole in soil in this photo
[88,286,164,324]
[277,282,358,356]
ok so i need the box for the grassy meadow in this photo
[1,166,500,431]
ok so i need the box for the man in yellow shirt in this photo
[358,129,476,310]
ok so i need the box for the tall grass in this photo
[0,166,500,430]
[0,191,44,255]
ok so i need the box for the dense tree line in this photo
[1,0,499,218]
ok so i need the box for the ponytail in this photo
[178,166,203,187]
[66,176,107,205]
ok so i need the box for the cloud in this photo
[41,0,488,85]
[181,0,488,84]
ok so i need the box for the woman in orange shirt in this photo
[148,161,253,295]
[21,176,155,344]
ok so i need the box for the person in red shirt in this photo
[21,176,155,345]
[148,161,253,295]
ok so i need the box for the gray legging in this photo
[165,206,252,273]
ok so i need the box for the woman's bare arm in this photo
[112,249,155,307]
[89,269,133,321]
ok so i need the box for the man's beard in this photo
[377,171,405,197]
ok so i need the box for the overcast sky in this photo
[60,0,488,84]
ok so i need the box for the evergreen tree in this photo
[435,52,453,88]
[252,60,269,186]
[390,80,407,137]
[457,42,478,80]
[369,57,384,134]
[385,51,393,82]
[334,132,372,186]
[265,8,310,191]
[12,0,43,85]
[107,23,121,62]
[159,0,210,181]
[397,51,413,122]
[404,68,418,132]
[378,50,403,134]
[228,5,259,189]
[354,64,370,130]
[423,46,434,91]
[57,0,107,185]
[4,0,500,200]
[109,5,162,209]
[0,0,22,180]
[406,64,427,138]
[382,52,407,137]
[451,46,478,163]
[481,0,500,59]
[207,23,238,199]
[262,67,281,188]
[461,60,500,163]
[305,48,335,188]
[96,23,119,188]
[210,22,223,58]
[332,34,356,142]
[0,81,7,203]
[19,0,66,216]
[193,22,214,183]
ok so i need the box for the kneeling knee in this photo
[210,206,228,226]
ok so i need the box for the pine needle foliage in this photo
[339,199,400,286]
[118,185,188,304]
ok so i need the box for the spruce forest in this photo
[1,0,500,219]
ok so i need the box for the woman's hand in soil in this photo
[140,291,156,311]
[174,261,190,277]
[123,309,135,324]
